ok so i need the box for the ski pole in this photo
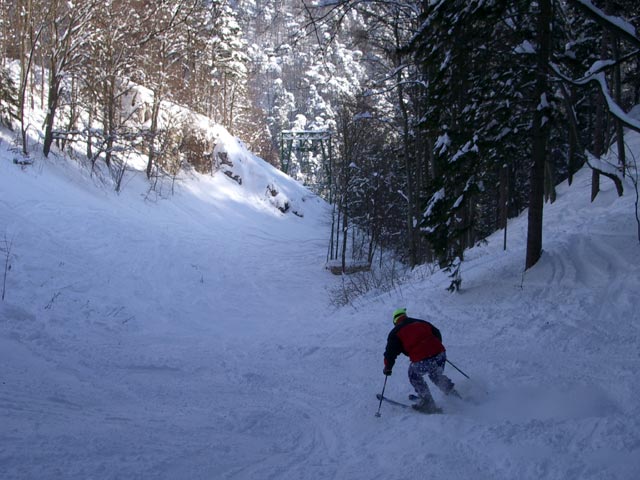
[446,359,470,379]
[447,359,489,396]
[375,376,388,417]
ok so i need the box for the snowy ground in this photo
[1,125,640,479]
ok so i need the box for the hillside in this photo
[1,122,640,480]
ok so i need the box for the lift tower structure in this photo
[280,129,333,199]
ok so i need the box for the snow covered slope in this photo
[1,123,639,480]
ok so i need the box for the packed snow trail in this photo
[1,136,640,479]
[0,150,342,478]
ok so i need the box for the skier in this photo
[383,308,460,413]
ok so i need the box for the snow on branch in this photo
[550,63,640,134]
[584,150,624,197]
[568,0,640,49]
[550,64,628,196]
[591,73,640,132]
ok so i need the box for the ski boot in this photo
[411,397,443,414]
[447,388,462,399]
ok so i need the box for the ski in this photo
[376,393,412,409]
[410,391,465,401]
[376,394,442,414]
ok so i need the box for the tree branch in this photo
[567,0,640,49]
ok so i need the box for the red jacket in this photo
[384,317,445,370]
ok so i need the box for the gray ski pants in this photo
[408,351,455,401]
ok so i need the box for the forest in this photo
[1,0,639,290]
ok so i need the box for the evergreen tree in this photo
[410,1,536,285]
[0,65,17,126]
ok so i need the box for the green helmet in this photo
[392,308,407,325]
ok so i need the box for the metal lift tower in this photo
[280,129,333,199]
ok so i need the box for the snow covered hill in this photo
[1,122,639,480]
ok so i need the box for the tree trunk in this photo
[328,202,337,261]
[591,3,613,201]
[613,37,625,175]
[62,76,77,152]
[567,84,578,186]
[341,198,348,273]
[544,152,556,204]
[393,20,417,267]
[43,68,60,157]
[499,162,509,250]
[18,6,41,156]
[592,86,606,201]
[635,53,640,106]
[398,75,416,267]
[525,0,552,270]
[87,104,94,162]
[146,91,161,178]
[104,78,115,167]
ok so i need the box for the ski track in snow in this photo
[1,135,640,479]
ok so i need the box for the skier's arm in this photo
[383,332,402,372]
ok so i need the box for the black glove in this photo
[383,367,392,376]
